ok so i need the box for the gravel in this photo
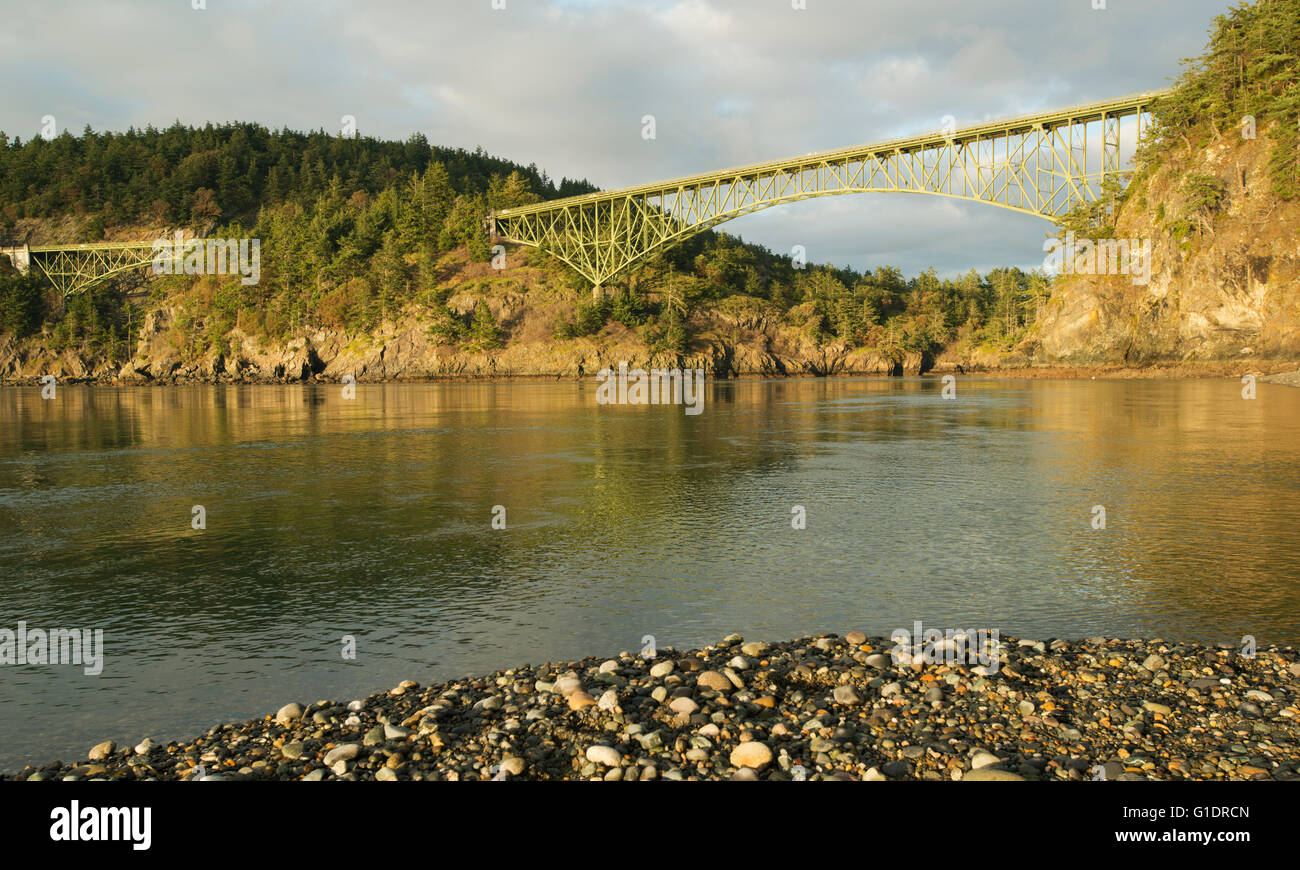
[7,633,1299,781]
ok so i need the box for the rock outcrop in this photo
[1037,129,1300,364]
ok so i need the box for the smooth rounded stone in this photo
[88,741,116,762]
[346,699,365,712]
[668,696,700,714]
[1142,700,1172,716]
[1142,654,1166,672]
[697,670,732,692]
[722,633,743,645]
[534,680,555,693]
[330,760,349,776]
[880,682,902,698]
[881,760,911,778]
[1018,700,1035,716]
[685,747,709,762]
[862,767,886,781]
[281,741,306,760]
[833,685,864,705]
[649,660,675,678]
[133,738,155,755]
[813,637,836,651]
[598,659,619,673]
[501,756,526,776]
[363,726,386,746]
[568,691,597,711]
[845,631,867,646]
[740,641,769,657]
[553,677,582,697]
[963,767,1028,781]
[731,767,760,781]
[597,689,620,711]
[1246,689,1274,702]
[970,751,1001,769]
[384,724,411,739]
[651,686,669,703]
[302,768,327,781]
[729,741,773,769]
[323,743,360,766]
[727,655,750,671]
[586,745,622,767]
[865,654,890,669]
[376,768,398,781]
[924,686,944,702]
[275,702,304,724]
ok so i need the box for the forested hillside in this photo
[0,118,1047,382]
[9,0,1294,382]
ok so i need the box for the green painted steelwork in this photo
[491,90,1167,292]
[1,242,174,298]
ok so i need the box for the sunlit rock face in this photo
[1038,132,1300,364]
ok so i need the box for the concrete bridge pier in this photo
[0,244,31,274]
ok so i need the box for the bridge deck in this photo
[496,88,1170,218]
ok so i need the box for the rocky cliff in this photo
[1036,129,1300,364]
[0,254,930,386]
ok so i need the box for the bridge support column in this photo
[1,244,30,275]
[592,283,602,302]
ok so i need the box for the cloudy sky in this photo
[1,0,1228,276]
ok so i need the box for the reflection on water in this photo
[1,377,1298,770]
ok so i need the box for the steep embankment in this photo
[1036,130,1300,365]
[0,246,927,385]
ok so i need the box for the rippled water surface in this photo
[1,377,1298,771]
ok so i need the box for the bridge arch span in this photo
[492,90,1164,292]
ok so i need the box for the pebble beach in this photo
[9,633,1300,782]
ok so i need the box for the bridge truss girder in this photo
[491,91,1164,290]
[24,243,163,298]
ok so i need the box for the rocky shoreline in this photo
[5,361,1300,389]
[8,633,1300,781]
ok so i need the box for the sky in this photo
[0,0,1230,277]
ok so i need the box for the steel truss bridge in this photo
[0,242,167,298]
[490,90,1167,294]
